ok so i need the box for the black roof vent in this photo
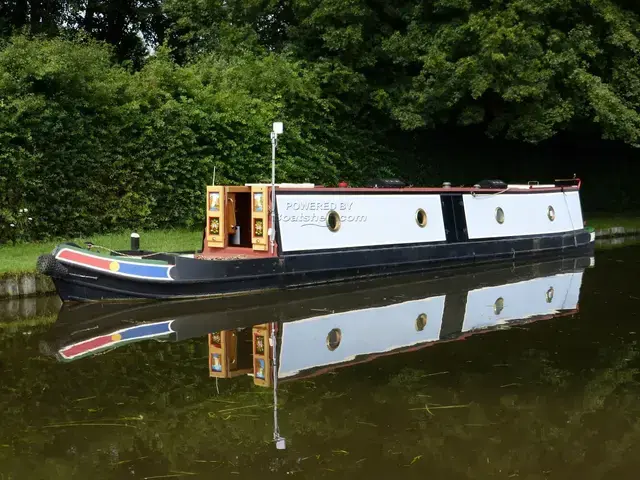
[475,179,508,189]
[366,178,408,188]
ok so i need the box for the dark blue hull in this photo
[38,229,595,302]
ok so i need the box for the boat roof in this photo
[276,184,579,193]
[245,183,316,188]
[242,181,580,193]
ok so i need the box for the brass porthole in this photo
[494,297,504,315]
[547,206,556,221]
[415,208,427,228]
[415,313,428,331]
[326,328,342,351]
[546,287,554,303]
[326,210,341,232]
[495,207,505,224]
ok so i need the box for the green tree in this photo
[64,0,167,67]
[382,0,640,145]
[0,0,63,36]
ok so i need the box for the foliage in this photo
[0,0,166,66]
[0,35,132,240]
[381,0,640,145]
[163,0,640,145]
[2,1,640,241]
[0,34,385,242]
[64,0,167,67]
[0,208,34,244]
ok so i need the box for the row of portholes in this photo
[325,314,429,351]
[325,208,428,232]
[326,287,556,350]
[328,204,558,231]
[492,287,555,315]
[495,206,556,224]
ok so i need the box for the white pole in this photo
[270,122,283,255]
[270,131,277,254]
[271,322,285,449]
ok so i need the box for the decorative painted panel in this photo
[206,186,226,248]
[251,186,269,251]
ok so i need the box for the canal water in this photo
[1,243,640,479]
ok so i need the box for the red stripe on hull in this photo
[58,249,112,270]
[61,335,113,358]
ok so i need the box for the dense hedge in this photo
[0,35,389,242]
[4,0,640,243]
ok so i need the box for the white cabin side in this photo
[275,194,446,252]
[462,191,584,239]
[275,189,585,253]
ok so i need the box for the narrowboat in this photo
[36,175,594,302]
[42,254,592,363]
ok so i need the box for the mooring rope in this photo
[562,189,579,247]
[471,187,511,198]
[86,243,179,259]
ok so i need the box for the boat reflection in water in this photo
[44,255,593,449]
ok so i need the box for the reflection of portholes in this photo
[546,287,554,303]
[415,313,428,331]
[494,297,504,315]
[326,328,342,351]
[326,210,341,232]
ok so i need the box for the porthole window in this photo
[495,207,505,224]
[415,208,427,228]
[546,287,554,303]
[326,328,342,351]
[494,297,504,315]
[326,210,341,232]
[547,206,556,221]
[415,313,428,331]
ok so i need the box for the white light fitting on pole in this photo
[273,122,283,135]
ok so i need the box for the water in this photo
[2,245,640,479]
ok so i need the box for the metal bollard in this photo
[130,232,140,251]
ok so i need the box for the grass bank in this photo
[0,229,202,275]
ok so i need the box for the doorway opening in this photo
[228,192,253,248]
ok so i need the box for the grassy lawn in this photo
[0,229,203,275]
[584,214,640,231]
